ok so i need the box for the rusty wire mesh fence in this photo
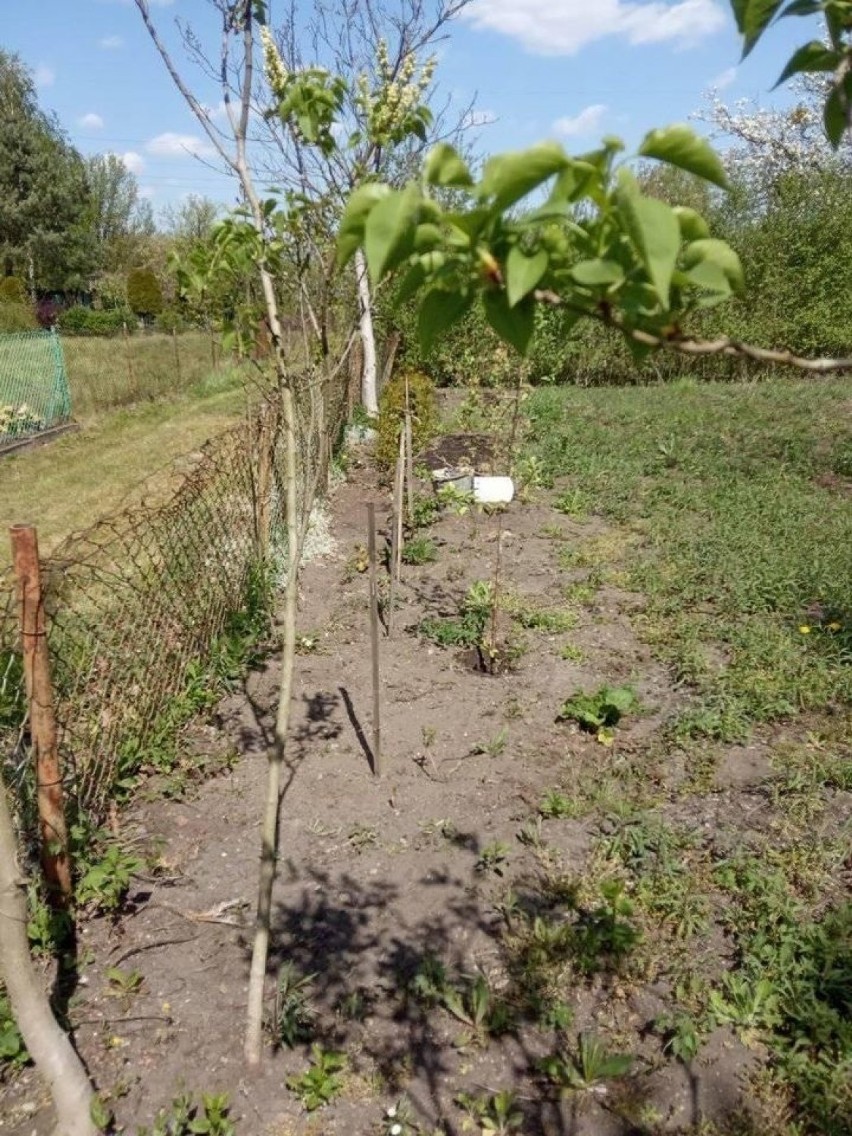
[0,366,349,832]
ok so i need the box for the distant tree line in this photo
[0,49,229,334]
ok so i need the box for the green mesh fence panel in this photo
[0,329,72,447]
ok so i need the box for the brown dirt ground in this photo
[1,447,784,1136]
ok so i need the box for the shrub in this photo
[58,305,134,336]
[375,369,437,470]
[0,277,28,305]
[35,298,61,329]
[156,307,190,334]
[127,267,164,319]
[0,302,38,333]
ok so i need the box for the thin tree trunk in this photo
[0,779,96,1136]
[355,248,378,417]
[244,386,298,1067]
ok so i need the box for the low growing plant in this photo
[137,1091,235,1136]
[540,1033,632,1093]
[455,1089,523,1134]
[557,686,640,745]
[287,1045,347,1111]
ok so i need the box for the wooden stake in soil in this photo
[9,525,72,906]
[366,504,383,777]
[404,374,415,525]
[387,427,406,637]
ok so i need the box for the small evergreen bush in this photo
[375,369,437,471]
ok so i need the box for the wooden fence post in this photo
[9,525,72,906]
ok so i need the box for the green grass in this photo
[519,376,852,1131]
[63,332,225,419]
[0,374,248,567]
[525,378,852,742]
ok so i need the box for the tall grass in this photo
[63,332,220,418]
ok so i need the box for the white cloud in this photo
[78,113,105,130]
[99,35,124,49]
[202,100,230,123]
[35,64,55,88]
[463,108,498,128]
[709,65,737,90]
[146,132,216,159]
[464,0,726,55]
[122,151,146,175]
[553,104,608,137]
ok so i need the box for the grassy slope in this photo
[0,375,248,568]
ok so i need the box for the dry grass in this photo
[0,376,250,570]
[63,331,220,419]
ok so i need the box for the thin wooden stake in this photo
[366,504,382,777]
[404,373,415,525]
[387,427,405,637]
[395,426,405,582]
[9,525,72,906]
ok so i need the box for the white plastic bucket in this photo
[473,475,514,504]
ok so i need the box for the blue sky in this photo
[3,1,822,215]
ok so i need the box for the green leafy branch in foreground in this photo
[337,0,852,374]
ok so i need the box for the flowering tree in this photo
[258,0,469,413]
[701,74,851,201]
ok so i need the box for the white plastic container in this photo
[473,475,514,504]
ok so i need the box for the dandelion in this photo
[798,625,811,634]
[828,621,842,632]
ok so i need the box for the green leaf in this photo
[424,143,474,188]
[478,142,569,211]
[483,291,535,356]
[444,209,491,247]
[505,246,548,307]
[681,260,733,299]
[673,206,711,242]
[731,0,785,56]
[618,193,681,309]
[639,124,729,189]
[571,258,625,288]
[413,223,443,251]
[418,289,473,354]
[337,183,391,267]
[774,40,842,87]
[682,238,745,294]
[823,75,852,149]
[547,160,601,205]
[364,185,419,284]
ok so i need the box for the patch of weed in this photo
[558,686,640,744]
[402,535,438,565]
[287,1045,347,1111]
[540,1033,632,1092]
